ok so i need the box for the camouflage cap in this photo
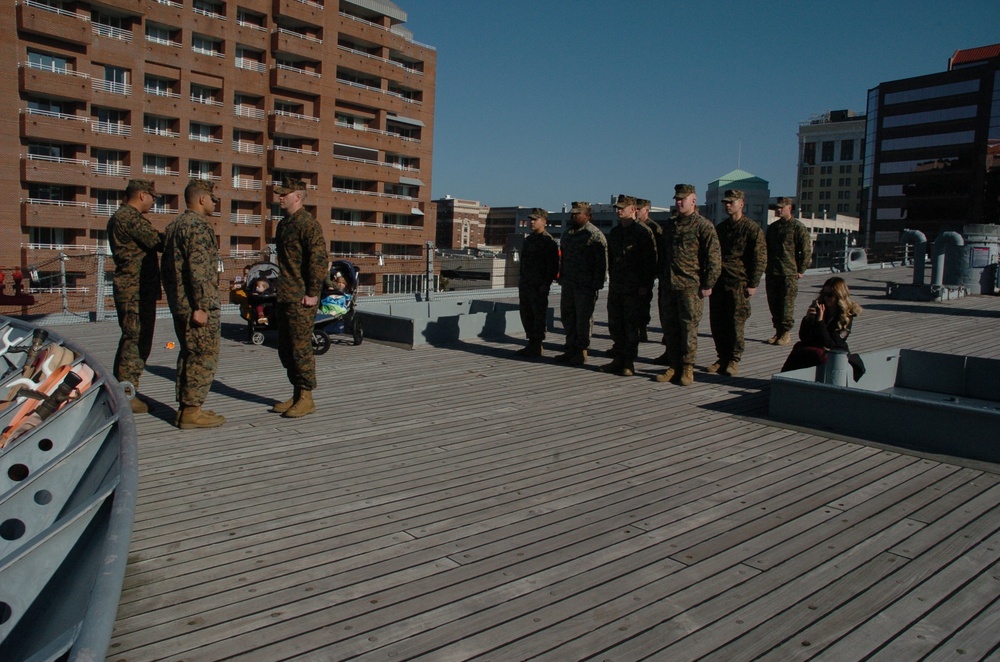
[635,198,651,209]
[125,179,160,198]
[722,189,745,202]
[274,177,307,195]
[570,201,591,213]
[673,183,696,199]
[613,194,637,209]
[527,208,548,221]
[186,178,220,202]
[774,196,794,208]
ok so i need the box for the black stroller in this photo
[243,261,279,346]
[312,260,363,354]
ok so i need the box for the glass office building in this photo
[863,44,1000,245]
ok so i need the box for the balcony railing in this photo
[233,141,264,154]
[236,17,266,32]
[193,7,226,20]
[230,248,258,257]
[190,95,223,107]
[234,105,266,120]
[231,213,262,225]
[274,63,321,78]
[268,180,318,190]
[188,172,222,181]
[337,46,423,75]
[92,79,131,96]
[232,177,263,190]
[24,61,89,78]
[333,154,419,172]
[146,34,181,48]
[192,45,224,58]
[150,205,179,214]
[92,163,131,176]
[235,57,267,73]
[142,166,179,176]
[189,134,222,144]
[331,219,422,231]
[331,187,414,201]
[92,23,131,42]
[295,0,324,9]
[338,12,437,51]
[24,0,90,20]
[23,198,90,208]
[272,109,319,122]
[336,121,420,143]
[91,203,121,216]
[271,144,319,156]
[92,121,131,136]
[144,87,181,98]
[25,154,89,166]
[155,0,182,7]
[22,242,102,253]
[25,107,91,122]
[143,127,180,138]
[275,27,322,44]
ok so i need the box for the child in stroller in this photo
[312,260,363,354]
[242,262,279,345]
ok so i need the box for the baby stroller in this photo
[243,261,279,346]
[312,259,363,355]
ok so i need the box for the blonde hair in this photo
[822,276,862,332]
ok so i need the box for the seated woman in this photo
[781,276,862,372]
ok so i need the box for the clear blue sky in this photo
[401,0,1000,211]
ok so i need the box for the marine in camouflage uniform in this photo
[636,197,663,342]
[107,179,164,413]
[765,197,812,345]
[656,184,722,386]
[272,177,328,418]
[708,190,767,376]
[161,179,224,428]
[600,195,657,376]
[515,208,559,358]
[555,201,607,365]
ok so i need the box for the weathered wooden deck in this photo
[56,267,1000,661]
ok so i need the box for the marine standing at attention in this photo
[271,178,328,418]
[554,201,608,366]
[161,179,225,429]
[107,178,164,414]
[765,196,812,346]
[655,184,721,386]
[707,189,767,377]
[600,195,657,377]
[514,208,559,358]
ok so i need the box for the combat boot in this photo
[130,396,149,414]
[270,387,300,414]
[567,349,587,366]
[620,362,635,377]
[176,405,225,430]
[652,349,671,365]
[515,341,542,358]
[655,366,678,383]
[679,365,695,386]
[283,390,315,418]
[777,332,791,346]
[598,358,624,374]
[553,349,572,362]
[705,361,725,374]
[722,360,740,376]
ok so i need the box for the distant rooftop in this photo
[950,43,1000,70]
[802,109,864,125]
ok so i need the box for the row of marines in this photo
[516,184,812,385]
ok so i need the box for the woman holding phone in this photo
[780,276,862,372]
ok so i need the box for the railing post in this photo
[425,241,434,301]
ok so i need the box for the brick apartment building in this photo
[4,0,436,298]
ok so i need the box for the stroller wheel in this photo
[352,319,364,345]
[312,329,331,355]
[251,331,265,345]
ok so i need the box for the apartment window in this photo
[27,98,65,115]
[385,183,418,198]
[189,159,219,180]
[143,154,175,176]
[92,12,131,42]
[821,141,835,162]
[98,65,130,95]
[192,34,223,57]
[28,184,72,201]
[94,149,128,176]
[193,0,225,18]
[28,142,65,159]
[802,142,816,166]
[29,227,66,246]
[94,107,129,135]
[236,9,266,29]
[145,76,177,97]
[94,189,124,214]
[337,112,371,130]
[145,23,179,46]
[840,139,854,161]
[275,100,304,115]
[191,83,220,105]
[144,114,176,137]
[28,51,70,73]
[385,154,418,171]
[234,93,265,119]
[189,121,219,142]
[820,165,833,175]
[839,165,852,174]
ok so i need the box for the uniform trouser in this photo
[171,310,220,407]
[607,287,645,363]
[277,302,317,390]
[560,284,598,351]
[766,275,799,334]
[641,283,655,328]
[661,287,704,367]
[709,282,751,362]
[114,297,157,385]
[518,284,550,342]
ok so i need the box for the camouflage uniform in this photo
[765,212,812,335]
[640,216,663,331]
[660,210,722,367]
[108,200,163,387]
[275,207,328,391]
[518,221,559,344]
[161,209,221,407]
[710,211,767,364]
[558,211,607,353]
[607,212,657,365]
